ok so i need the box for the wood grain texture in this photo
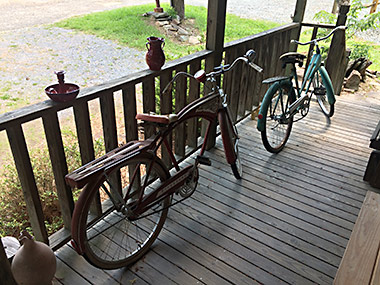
[334,191,380,285]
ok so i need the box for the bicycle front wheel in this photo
[73,155,170,269]
[261,82,296,153]
[313,69,334,117]
[218,109,242,179]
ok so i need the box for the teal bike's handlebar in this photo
[291,25,346,46]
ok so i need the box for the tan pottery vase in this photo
[145,36,165,71]
[11,230,57,285]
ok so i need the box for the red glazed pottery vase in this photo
[146,36,165,71]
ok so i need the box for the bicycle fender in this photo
[319,66,336,105]
[257,80,293,132]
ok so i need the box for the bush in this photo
[0,130,104,237]
[350,42,371,59]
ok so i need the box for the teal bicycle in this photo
[257,26,345,153]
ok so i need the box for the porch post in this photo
[289,0,307,52]
[204,0,227,149]
[325,4,350,96]
[206,0,227,70]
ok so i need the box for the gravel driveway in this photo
[0,0,376,113]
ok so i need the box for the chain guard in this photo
[178,165,199,198]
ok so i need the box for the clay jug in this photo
[146,36,165,71]
[11,230,57,285]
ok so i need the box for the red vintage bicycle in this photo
[65,50,263,269]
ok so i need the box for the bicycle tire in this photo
[314,69,335,117]
[218,109,242,179]
[261,81,296,153]
[73,154,170,269]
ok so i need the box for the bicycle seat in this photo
[136,113,178,125]
[262,76,292,84]
[279,52,306,66]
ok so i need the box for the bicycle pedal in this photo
[314,87,326,96]
[196,155,212,166]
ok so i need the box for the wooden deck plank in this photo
[53,91,380,284]
[334,191,380,285]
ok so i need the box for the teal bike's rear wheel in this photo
[261,82,296,153]
[313,70,335,117]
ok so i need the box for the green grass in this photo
[55,4,279,60]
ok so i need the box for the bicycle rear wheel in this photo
[313,70,334,117]
[261,82,296,153]
[73,155,170,269]
[218,109,242,179]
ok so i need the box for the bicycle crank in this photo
[178,165,199,198]
[289,94,310,115]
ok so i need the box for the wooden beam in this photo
[205,0,227,150]
[325,4,350,96]
[289,0,307,52]
[206,0,227,68]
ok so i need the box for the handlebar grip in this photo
[249,62,263,73]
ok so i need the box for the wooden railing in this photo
[0,23,298,251]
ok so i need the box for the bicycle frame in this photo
[67,88,236,223]
[66,50,262,260]
[293,52,335,106]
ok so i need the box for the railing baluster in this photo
[100,91,121,196]
[188,60,201,148]
[253,39,265,106]
[6,125,48,243]
[42,113,74,229]
[238,43,249,118]
[175,65,187,158]
[160,70,173,167]
[245,40,258,112]
[142,77,156,139]
[229,46,242,122]
[259,36,271,102]
[73,101,100,216]
[123,84,138,142]
[222,50,233,100]
[100,91,118,152]
[73,101,95,164]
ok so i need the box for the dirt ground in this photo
[0,0,157,32]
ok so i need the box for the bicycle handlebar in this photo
[208,49,263,77]
[291,25,346,46]
[162,49,263,94]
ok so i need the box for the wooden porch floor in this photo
[53,91,380,285]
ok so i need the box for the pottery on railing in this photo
[146,37,165,71]
[45,71,80,103]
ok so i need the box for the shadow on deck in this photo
[53,91,380,285]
